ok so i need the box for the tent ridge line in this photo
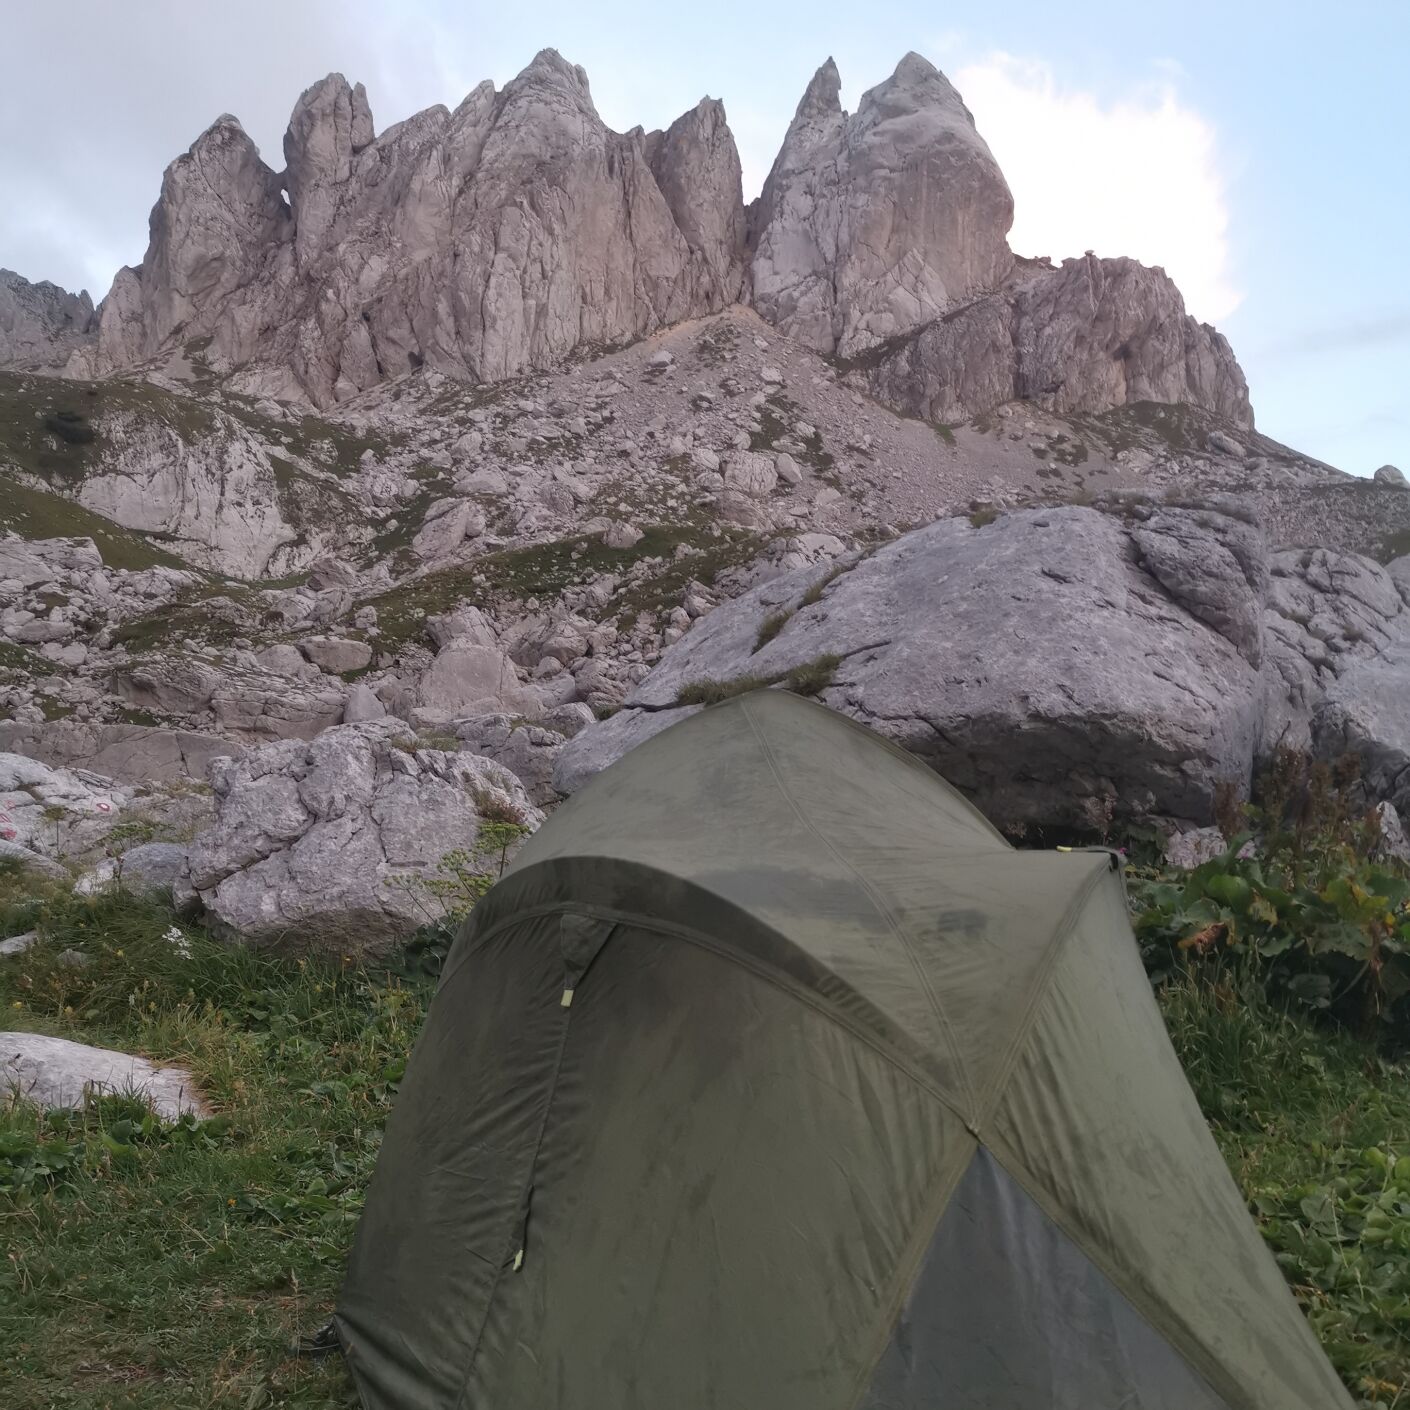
[739,695,982,1121]
[461,886,974,1127]
[978,1133,1250,1410]
[971,858,1113,1132]
[841,1138,980,1410]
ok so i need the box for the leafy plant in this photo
[1131,750,1410,1042]
[1162,976,1410,1403]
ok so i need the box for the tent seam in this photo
[740,694,981,1122]
[980,1133,1253,1410]
[450,979,578,1410]
[841,1138,980,1410]
[972,860,1112,1132]
[459,894,975,1129]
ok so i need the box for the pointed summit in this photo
[752,52,1013,356]
[796,58,842,119]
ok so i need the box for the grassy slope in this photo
[0,877,1405,1408]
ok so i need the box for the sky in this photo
[2,0,1406,475]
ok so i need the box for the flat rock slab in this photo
[0,1031,209,1121]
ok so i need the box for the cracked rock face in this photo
[0,269,95,370]
[185,720,543,951]
[78,52,748,407]
[862,255,1253,428]
[750,53,1014,358]
[25,49,1252,432]
[558,503,1410,830]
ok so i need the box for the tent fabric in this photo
[337,689,1355,1410]
[859,1148,1231,1410]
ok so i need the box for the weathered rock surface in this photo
[1373,464,1407,488]
[862,254,1252,427]
[184,720,542,950]
[558,504,1410,829]
[1261,548,1410,754]
[0,721,236,784]
[452,703,594,805]
[0,269,95,370]
[79,52,748,407]
[0,1031,207,1120]
[1314,640,1410,814]
[415,643,539,723]
[751,54,1014,358]
[0,752,127,860]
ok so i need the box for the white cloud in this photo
[953,53,1242,325]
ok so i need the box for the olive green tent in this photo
[337,690,1353,1410]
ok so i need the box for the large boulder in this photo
[1313,640,1410,814]
[0,753,127,861]
[184,720,543,952]
[559,503,1275,829]
[1260,548,1410,753]
[416,643,539,722]
[452,704,595,805]
[750,53,1014,357]
[0,1032,207,1121]
[0,720,238,784]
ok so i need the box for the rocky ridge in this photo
[0,269,95,371]
[1,50,1407,951]
[13,49,1249,436]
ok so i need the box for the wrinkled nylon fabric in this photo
[343,913,969,1409]
[991,873,1356,1410]
[338,913,574,1408]
[508,691,1107,1115]
[861,1147,1230,1409]
[339,691,1355,1410]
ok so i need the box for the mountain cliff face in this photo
[0,269,95,370]
[749,54,1014,358]
[71,52,748,407]
[19,50,1249,430]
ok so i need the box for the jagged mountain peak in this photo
[7,50,1246,436]
[796,57,842,118]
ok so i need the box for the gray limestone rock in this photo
[115,841,191,899]
[0,721,237,784]
[299,636,373,674]
[0,269,95,370]
[417,644,538,722]
[184,720,542,951]
[82,52,747,408]
[561,506,1275,828]
[863,254,1252,427]
[0,1032,208,1120]
[750,54,1014,358]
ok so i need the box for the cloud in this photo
[1259,311,1410,361]
[953,53,1242,325]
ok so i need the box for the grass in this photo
[362,522,769,650]
[0,876,428,1408]
[1162,975,1410,1403]
[673,652,842,707]
[753,610,791,652]
[0,641,58,677]
[0,864,1404,1406]
[0,473,188,573]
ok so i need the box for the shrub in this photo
[43,409,94,445]
[753,609,792,652]
[1129,750,1410,1043]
